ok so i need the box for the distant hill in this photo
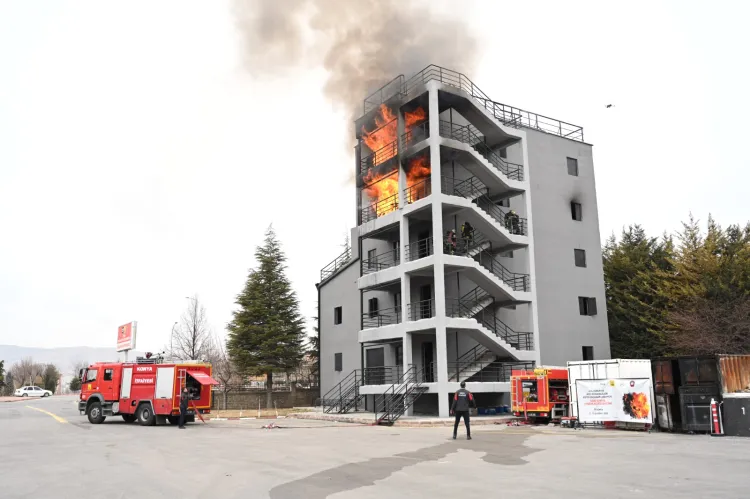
[0,345,144,372]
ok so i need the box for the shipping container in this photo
[722,396,750,437]
[717,355,750,394]
[567,359,654,420]
[678,357,719,386]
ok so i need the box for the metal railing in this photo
[404,178,431,204]
[474,249,531,291]
[364,75,406,114]
[448,360,536,382]
[459,286,493,312]
[320,370,362,414]
[374,364,429,425]
[361,247,400,274]
[446,299,534,350]
[362,306,402,329]
[320,248,352,282]
[401,120,430,150]
[439,120,524,181]
[361,366,404,386]
[360,192,399,224]
[442,175,528,236]
[405,236,434,261]
[408,298,435,321]
[401,65,584,142]
[360,139,398,175]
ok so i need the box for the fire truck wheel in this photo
[122,414,136,423]
[137,404,156,426]
[87,402,106,424]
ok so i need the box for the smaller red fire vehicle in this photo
[510,367,569,421]
[78,354,219,426]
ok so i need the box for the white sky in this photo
[1,0,748,350]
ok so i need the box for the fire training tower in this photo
[317,65,610,422]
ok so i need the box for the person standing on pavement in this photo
[178,386,189,429]
[451,381,476,440]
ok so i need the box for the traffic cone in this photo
[710,398,724,437]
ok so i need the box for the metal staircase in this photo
[373,365,429,425]
[439,120,523,181]
[447,298,533,352]
[444,176,528,236]
[449,345,497,382]
[320,370,364,414]
[459,287,494,317]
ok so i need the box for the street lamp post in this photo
[169,322,178,358]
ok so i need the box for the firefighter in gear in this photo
[505,210,520,235]
[461,221,474,251]
[444,230,457,255]
[178,386,189,429]
[451,381,476,440]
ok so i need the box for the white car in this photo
[14,386,52,398]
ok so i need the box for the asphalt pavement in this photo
[1,396,749,498]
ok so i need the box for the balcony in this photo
[404,178,431,205]
[408,298,435,321]
[360,140,398,176]
[320,248,352,283]
[405,236,434,262]
[401,119,430,151]
[360,193,399,224]
[362,306,402,329]
[361,247,400,275]
[439,121,523,181]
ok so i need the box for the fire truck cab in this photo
[78,355,218,426]
[510,367,569,420]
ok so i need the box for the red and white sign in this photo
[576,379,653,423]
[116,322,137,352]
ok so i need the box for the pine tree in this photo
[603,225,675,358]
[0,360,5,389]
[227,226,306,408]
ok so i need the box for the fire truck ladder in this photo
[177,368,206,423]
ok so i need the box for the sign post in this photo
[117,322,138,361]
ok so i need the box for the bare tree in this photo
[9,358,43,387]
[668,297,750,355]
[171,295,214,361]
[209,335,240,410]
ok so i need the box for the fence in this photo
[211,387,320,410]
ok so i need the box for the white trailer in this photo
[567,359,654,423]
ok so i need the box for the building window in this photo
[571,202,582,221]
[334,306,342,325]
[578,297,597,316]
[334,353,343,372]
[497,198,510,208]
[582,346,594,360]
[368,297,379,317]
[567,157,579,176]
[574,249,587,267]
[499,148,507,159]
[396,345,403,366]
[500,250,514,258]
[367,249,376,270]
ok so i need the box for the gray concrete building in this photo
[317,65,610,420]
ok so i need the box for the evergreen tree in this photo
[227,226,306,408]
[42,364,61,393]
[69,376,82,392]
[0,360,5,388]
[603,225,675,358]
[307,316,320,384]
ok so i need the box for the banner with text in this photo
[116,321,137,352]
[576,379,653,423]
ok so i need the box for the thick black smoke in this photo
[233,0,478,120]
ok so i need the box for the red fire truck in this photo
[510,367,569,421]
[78,355,219,426]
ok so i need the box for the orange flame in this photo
[361,105,429,216]
[361,104,398,165]
[405,156,431,204]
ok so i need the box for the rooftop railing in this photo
[320,248,352,282]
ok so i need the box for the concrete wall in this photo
[211,388,318,410]
[319,260,362,398]
[525,130,611,365]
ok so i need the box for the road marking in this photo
[25,405,68,424]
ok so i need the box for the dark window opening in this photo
[499,148,507,159]
[367,249,376,270]
[497,198,510,208]
[104,369,113,381]
[567,157,579,176]
[578,297,598,316]
[582,346,594,361]
[334,306,342,325]
[571,202,582,221]
[574,249,587,267]
[522,380,539,402]
[368,297,379,317]
[500,250,514,258]
[334,353,343,372]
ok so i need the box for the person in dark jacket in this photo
[178,386,189,429]
[451,381,476,440]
